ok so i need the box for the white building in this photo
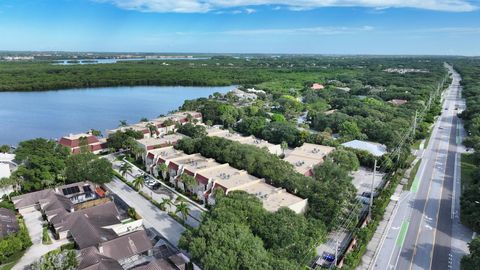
[341,140,387,157]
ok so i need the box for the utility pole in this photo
[334,238,339,268]
[412,110,418,139]
[427,92,432,111]
[369,159,377,220]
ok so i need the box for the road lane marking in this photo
[407,76,455,270]
[452,153,458,219]
[429,77,459,269]
[396,221,410,247]
[410,176,420,193]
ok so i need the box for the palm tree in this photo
[79,136,89,153]
[140,117,149,122]
[146,123,158,137]
[159,197,172,211]
[132,176,144,191]
[90,129,102,137]
[186,113,193,122]
[180,174,197,193]
[157,163,168,180]
[119,162,133,178]
[163,118,174,127]
[129,141,144,160]
[175,201,190,223]
[280,141,288,155]
[0,177,14,200]
[119,120,128,127]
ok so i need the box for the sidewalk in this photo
[356,184,403,270]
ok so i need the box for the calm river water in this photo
[0,86,232,146]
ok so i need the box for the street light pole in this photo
[334,238,339,268]
[369,159,377,220]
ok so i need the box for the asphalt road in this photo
[105,177,187,247]
[372,64,473,270]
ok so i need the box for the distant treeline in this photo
[0,56,452,92]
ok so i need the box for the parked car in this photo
[361,191,378,198]
[357,196,370,205]
[316,252,336,267]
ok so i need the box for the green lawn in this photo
[0,250,26,270]
[412,140,422,150]
[461,153,476,189]
[405,159,421,191]
[42,226,52,245]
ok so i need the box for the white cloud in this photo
[415,27,480,33]
[167,25,374,36]
[95,0,478,13]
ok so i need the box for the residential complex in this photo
[11,181,190,270]
[205,125,282,155]
[145,146,187,174]
[146,147,308,214]
[167,153,222,196]
[59,133,107,154]
[136,133,186,152]
[109,111,202,139]
[284,143,335,176]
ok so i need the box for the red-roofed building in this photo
[311,83,325,90]
[59,133,107,154]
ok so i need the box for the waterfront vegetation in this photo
[0,57,445,92]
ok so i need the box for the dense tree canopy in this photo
[0,145,10,153]
[328,148,360,171]
[65,153,113,184]
[461,237,480,270]
[177,123,207,138]
[13,138,70,192]
[180,192,323,269]
[106,129,144,151]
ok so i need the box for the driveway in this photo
[13,211,69,270]
[111,157,204,225]
[105,178,187,247]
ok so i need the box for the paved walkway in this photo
[356,184,403,270]
[13,211,69,270]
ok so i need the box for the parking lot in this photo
[351,167,385,197]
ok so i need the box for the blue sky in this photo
[0,0,479,55]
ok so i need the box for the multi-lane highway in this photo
[372,64,474,270]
